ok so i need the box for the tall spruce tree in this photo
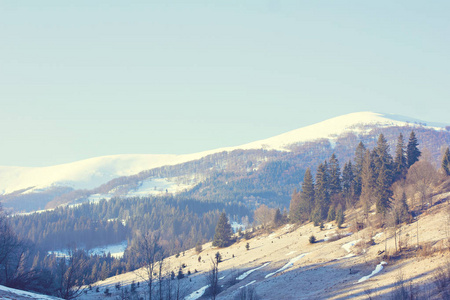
[329,154,342,198]
[373,134,394,184]
[336,204,344,228]
[212,212,233,248]
[342,161,355,206]
[442,147,450,176]
[394,133,407,181]
[360,150,376,215]
[407,131,421,168]
[300,168,315,218]
[353,142,366,198]
[375,163,392,215]
[314,162,330,220]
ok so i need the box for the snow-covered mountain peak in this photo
[237,111,445,151]
[0,112,446,196]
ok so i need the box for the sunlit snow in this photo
[265,253,308,278]
[357,261,387,283]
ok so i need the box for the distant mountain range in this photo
[1,112,449,212]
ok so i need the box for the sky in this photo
[1,1,449,167]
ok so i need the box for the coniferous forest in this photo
[1,196,249,297]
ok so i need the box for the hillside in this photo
[1,112,449,212]
[77,188,450,300]
[0,284,61,300]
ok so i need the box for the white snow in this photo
[357,261,387,283]
[48,241,127,259]
[231,222,246,233]
[89,241,128,258]
[184,284,209,300]
[0,284,59,300]
[342,239,361,253]
[126,178,193,197]
[285,251,297,256]
[239,280,257,289]
[1,112,446,197]
[265,253,308,278]
[236,262,270,280]
[372,232,384,239]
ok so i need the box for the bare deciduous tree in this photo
[406,160,438,210]
[207,258,219,300]
[55,247,88,300]
[132,232,161,300]
[253,204,275,229]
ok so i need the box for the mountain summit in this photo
[1,112,448,212]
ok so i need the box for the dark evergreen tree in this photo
[353,142,366,197]
[314,162,330,220]
[300,168,315,218]
[373,133,394,185]
[335,204,344,229]
[326,205,336,222]
[342,161,355,206]
[394,192,409,225]
[273,208,282,227]
[442,147,450,176]
[393,133,407,181]
[375,163,393,216]
[360,150,376,215]
[212,212,233,248]
[329,154,342,197]
[407,131,421,168]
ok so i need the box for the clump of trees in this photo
[289,131,433,227]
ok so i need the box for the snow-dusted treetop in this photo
[0,112,446,195]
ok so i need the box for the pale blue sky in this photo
[1,1,449,167]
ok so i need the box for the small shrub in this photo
[198,256,201,262]
[309,235,316,244]
[246,242,250,251]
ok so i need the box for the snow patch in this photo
[236,262,270,281]
[342,239,361,253]
[239,280,257,289]
[48,241,127,259]
[0,284,59,300]
[372,232,383,239]
[265,253,308,278]
[357,261,387,283]
[184,284,209,300]
[285,251,297,256]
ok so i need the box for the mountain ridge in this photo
[1,112,449,212]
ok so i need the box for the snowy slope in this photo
[0,112,446,195]
[0,284,61,300]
